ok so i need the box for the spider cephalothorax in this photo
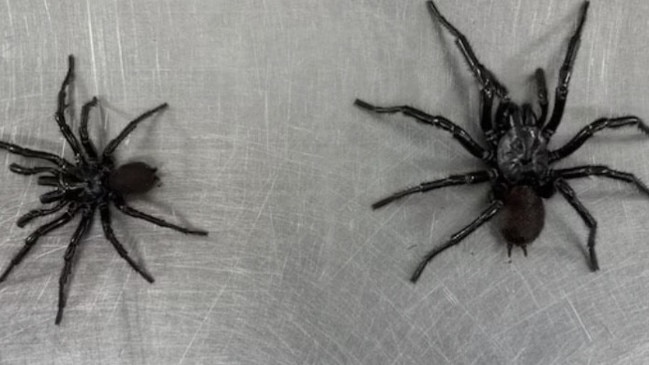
[0,55,207,324]
[495,105,550,184]
[356,1,649,282]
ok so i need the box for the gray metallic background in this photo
[0,0,648,364]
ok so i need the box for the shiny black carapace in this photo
[0,55,207,324]
[356,1,649,282]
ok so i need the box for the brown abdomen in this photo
[500,186,545,245]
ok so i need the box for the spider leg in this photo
[7,164,61,187]
[55,55,85,162]
[99,204,154,283]
[556,165,649,196]
[427,0,506,145]
[534,68,549,126]
[56,208,93,325]
[354,99,490,160]
[0,204,78,282]
[549,116,649,162]
[426,1,508,98]
[372,170,492,209]
[37,176,60,187]
[40,189,67,204]
[0,140,73,169]
[411,199,503,283]
[16,200,68,228]
[542,2,589,139]
[112,196,207,235]
[79,97,99,160]
[102,103,168,159]
[480,87,498,147]
[8,163,59,176]
[554,178,599,270]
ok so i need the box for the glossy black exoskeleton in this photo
[355,1,649,282]
[0,55,207,324]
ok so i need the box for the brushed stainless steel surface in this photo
[0,1,648,364]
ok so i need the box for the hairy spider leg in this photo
[354,99,489,160]
[8,164,58,176]
[0,205,79,283]
[8,164,60,189]
[426,0,508,145]
[37,175,59,187]
[39,190,64,203]
[534,68,549,126]
[557,165,649,196]
[9,163,60,186]
[16,201,68,228]
[102,103,169,162]
[411,200,504,282]
[372,170,492,209]
[99,204,155,283]
[0,141,72,169]
[79,97,100,160]
[550,116,649,162]
[56,208,93,325]
[542,1,589,139]
[55,55,86,163]
[113,195,208,235]
[6,163,68,225]
[426,0,508,98]
[0,56,83,169]
[554,179,598,270]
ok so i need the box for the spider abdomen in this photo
[500,185,545,245]
[108,162,159,195]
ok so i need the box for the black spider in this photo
[356,1,649,282]
[0,55,207,324]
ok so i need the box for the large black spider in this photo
[355,1,649,282]
[0,55,207,324]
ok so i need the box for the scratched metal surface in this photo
[0,0,648,364]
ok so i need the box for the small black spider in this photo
[0,55,207,324]
[356,1,649,282]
